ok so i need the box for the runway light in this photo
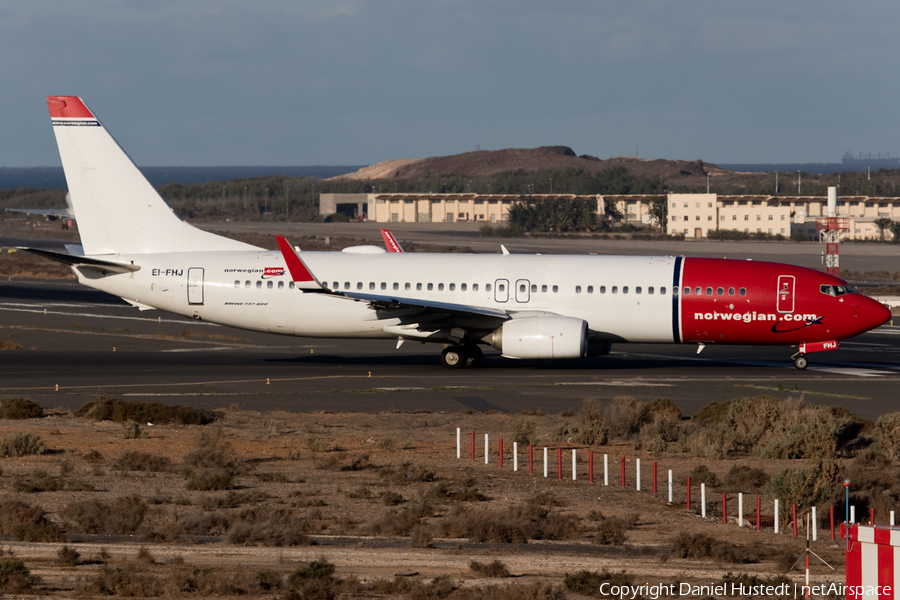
[113,347,116,352]
[368,371,372,377]
[310,348,314,354]
[55,384,58,391]
[266,378,270,385]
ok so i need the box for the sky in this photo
[2,1,899,168]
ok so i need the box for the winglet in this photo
[381,229,404,253]
[275,235,324,289]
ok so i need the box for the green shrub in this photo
[579,399,608,445]
[0,559,40,593]
[763,459,843,510]
[0,500,65,542]
[183,430,247,491]
[723,465,770,491]
[605,396,649,440]
[122,419,147,439]
[0,397,44,419]
[512,418,538,445]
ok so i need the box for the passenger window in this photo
[344,282,350,290]
[245,281,250,289]
[552,285,558,293]
[449,283,455,291]
[717,287,724,296]
[706,287,712,296]
[393,283,399,290]
[648,287,654,294]
[438,283,444,291]
[660,287,667,295]
[740,288,747,296]
[728,287,735,296]
[256,281,262,289]
[635,287,642,294]
[473,284,479,292]
[405,283,411,290]
[486,284,492,292]
[461,283,467,291]
[575,286,581,293]
[623,286,629,294]
[289,282,295,289]
[369,282,376,290]
[427,283,434,291]
[265,281,272,289]
[588,286,593,293]
[357,282,363,290]
[381,282,387,290]
[520,284,527,292]
[612,286,618,294]
[234,281,240,288]
[416,283,422,291]
[600,286,606,293]
[278,281,284,289]
[531,284,537,292]
[683,287,690,295]
[541,285,548,292]
[695,287,702,295]
[498,283,505,292]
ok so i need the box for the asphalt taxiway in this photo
[0,278,898,420]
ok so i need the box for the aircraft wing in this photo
[6,208,74,220]
[275,235,509,335]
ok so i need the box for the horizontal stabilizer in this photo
[18,247,139,274]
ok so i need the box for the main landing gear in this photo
[440,345,483,369]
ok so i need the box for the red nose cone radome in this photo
[858,296,892,334]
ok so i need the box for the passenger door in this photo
[187,268,204,305]
[776,275,795,313]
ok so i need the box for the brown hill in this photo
[333,146,715,180]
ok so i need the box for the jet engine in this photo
[490,316,588,359]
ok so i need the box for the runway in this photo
[0,279,898,420]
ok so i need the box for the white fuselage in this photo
[80,251,680,343]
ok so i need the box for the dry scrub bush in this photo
[0,499,65,542]
[639,413,681,452]
[450,583,566,600]
[122,419,147,439]
[875,412,900,460]
[0,397,43,419]
[671,532,768,564]
[0,559,40,594]
[565,570,633,596]
[723,465,770,492]
[605,396,649,440]
[437,504,578,543]
[57,545,80,566]
[76,396,218,425]
[763,459,843,516]
[112,450,171,472]
[513,418,538,445]
[579,399,608,445]
[227,506,313,546]
[689,465,720,487]
[0,431,44,457]
[470,560,511,577]
[62,496,148,535]
[183,429,247,491]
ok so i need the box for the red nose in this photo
[855,296,891,334]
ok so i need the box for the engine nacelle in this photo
[490,317,588,360]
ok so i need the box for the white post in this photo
[891,510,896,526]
[812,506,817,541]
[513,442,518,472]
[774,500,780,534]
[484,433,489,465]
[851,505,855,523]
[572,449,577,481]
[456,427,461,459]
[636,458,641,492]
[603,454,609,486]
[543,447,548,478]
[738,493,744,527]
[667,469,673,503]
[701,483,706,518]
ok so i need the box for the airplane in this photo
[381,229,404,252]
[6,192,76,228]
[23,96,891,370]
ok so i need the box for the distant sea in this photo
[0,166,365,191]
[720,163,874,174]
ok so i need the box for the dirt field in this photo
[0,404,850,599]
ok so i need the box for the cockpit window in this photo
[820,284,857,297]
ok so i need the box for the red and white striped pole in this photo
[620,456,625,488]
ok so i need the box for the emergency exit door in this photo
[188,268,204,305]
[776,275,795,313]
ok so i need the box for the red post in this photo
[870,507,875,525]
[589,451,594,483]
[830,506,835,541]
[652,462,657,495]
[722,493,727,525]
[528,444,533,474]
[686,477,691,510]
[756,497,761,531]
[557,448,562,480]
[792,504,798,537]
[471,431,475,461]
[620,456,625,488]
[499,438,503,468]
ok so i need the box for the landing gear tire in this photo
[440,346,466,369]
[793,355,808,370]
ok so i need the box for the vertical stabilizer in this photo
[47,96,259,255]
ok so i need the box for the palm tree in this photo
[874,217,893,241]
[888,222,900,243]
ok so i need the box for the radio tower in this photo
[816,187,848,276]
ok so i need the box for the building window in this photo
[757,215,761,221]
[744,215,749,221]
[768,215,774,220]
[732,215,737,221]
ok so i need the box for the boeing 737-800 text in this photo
[25,96,890,369]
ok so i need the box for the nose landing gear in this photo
[440,345,483,369]
[790,340,838,370]
[791,353,808,370]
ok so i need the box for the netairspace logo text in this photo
[598,582,869,599]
